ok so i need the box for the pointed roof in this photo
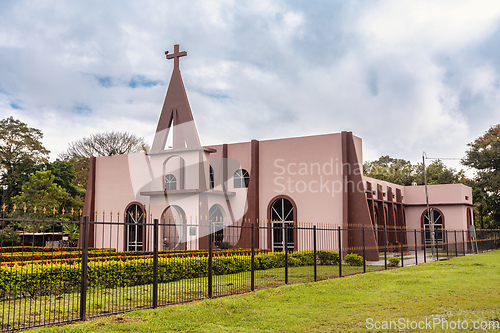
[150,44,201,153]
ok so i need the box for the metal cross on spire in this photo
[165,44,187,69]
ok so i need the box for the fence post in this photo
[251,223,255,291]
[208,219,213,298]
[284,223,288,285]
[477,229,481,253]
[462,230,465,255]
[362,227,366,273]
[313,225,317,282]
[79,216,89,321]
[435,230,439,262]
[153,218,158,308]
[454,230,458,257]
[414,229,418,265]
[445,230,449,260]
[423,229,427,263]
[383,227,387,270]
[400,227,404,267]
[338,226,342,277]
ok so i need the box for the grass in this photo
[25,250,500,332]
[1,263,381,330]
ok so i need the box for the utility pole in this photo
[423,152,436,259]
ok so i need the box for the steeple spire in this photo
[151,44,201,153]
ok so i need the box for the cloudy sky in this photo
[1,0,500,172]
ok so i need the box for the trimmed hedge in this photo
[0,248,271,263]
[0,246,112,253]
[1,249,271,267]
[0,250,339,297]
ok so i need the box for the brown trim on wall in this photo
[404,202,474,207]
[80,156,96,248]
[341,132,349,228]
[238,140,260,248]
[222,144,236,223]
[340,131,379,260]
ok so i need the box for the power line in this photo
[425,157,461,160]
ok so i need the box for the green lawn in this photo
[27,250,500,332]
[1,264,380,330]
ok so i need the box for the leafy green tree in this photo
[0,117,49,207]
[0,225,20,246]
[462,124,500,228]
[65,157,90,191]
[44,160,85,213]
[364,156,465,186]
[363,156,416,186]
[12,171,71,225]
[415,160,465,185]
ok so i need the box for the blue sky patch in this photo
[9,102,23,110]
[96,75,114,87]
[128,75,163,88]
[71,103,92,115]
[196,89,230,100]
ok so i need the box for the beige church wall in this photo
[93,154,141,251]
[404,205,469,231]
[94,154,137,211]
[227,142,252,190]
[403,184,473,206]
[258,133,344,227]
[224,142,252,224]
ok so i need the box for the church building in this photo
[82,44,473,260]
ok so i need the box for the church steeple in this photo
[150,44,201,153]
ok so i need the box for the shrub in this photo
[388,257,400,267]
[0,227,21,246]
[344,253,364,266]
[316,250,340,265]
[216,242,233,249]
[0,249,340,298]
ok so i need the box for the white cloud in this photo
[0,0,499,171]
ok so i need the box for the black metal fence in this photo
[0,216,499,332]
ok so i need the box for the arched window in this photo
[270,197,295,252]
[209,205,224,246]
[125,204,145,251]
[233,169,250,188]
[163,155,184,190]
[164,174,177,191]
[209,165,215,189]
[423,208,443,244]
[161,205,187,250]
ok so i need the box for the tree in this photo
[44,159,85,213]
[66,156,90,190]
[462,124,500,228]
[12,171,71,224]
[0,117,49,206]
[363,156,416,186]
[60,131,148,159]
[415,160,465,185]
[364,156,465,186]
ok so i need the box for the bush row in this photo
[0,250,339,297]
[1,249,272,267]
[0,246,113,253]
[0,248,271,263]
